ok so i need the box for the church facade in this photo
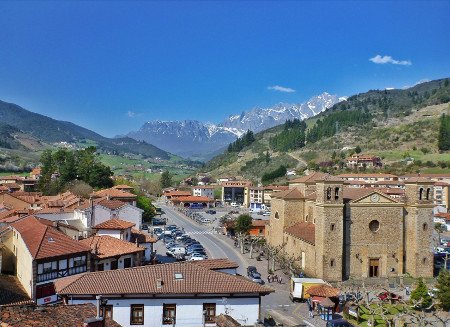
[265,173,434,281]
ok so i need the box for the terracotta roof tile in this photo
[11,216,90,260]
[284,222,315,245]
[94,188,136,198]
[130,228,157,243]
[97,199,128,210]
[93,219,135,230]
[0,304,121,327]
[306,284,340,297]
[251,220,269,227]
[337,173,398,178]
[55,262,273,296]
[290,172,328,184]
[79,235,145,259]
[272,188,304,200]
[190,258,239,270]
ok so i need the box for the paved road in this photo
[155,203,316,326]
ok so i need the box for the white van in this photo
[230,202,239,207]
[201,218,211,223]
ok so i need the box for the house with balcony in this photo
[246,187,265,212]
[0,215,90,305]
[55,261,273,327]
[192,186,215,200]
[79,235,145,271]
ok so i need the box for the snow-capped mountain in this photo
[126,92,344,160]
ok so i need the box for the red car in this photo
[377,291,402,302]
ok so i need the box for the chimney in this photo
[156,279,163,289]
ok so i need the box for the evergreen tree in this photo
[160,170,173,189]
[436,268,450,311]
[438,114,450,151]
[355,145,362,154]
[410,278,432,309]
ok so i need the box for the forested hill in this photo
[204,78,450,182]
[0,100,171,159]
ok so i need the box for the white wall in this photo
[118,205,143,228]
[69,297,260,327]
[97,229,123,239]
[34,212,75,221]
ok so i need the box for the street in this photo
[154,203,324,326]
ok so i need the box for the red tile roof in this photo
[97,199,128,210]
[165,190,191,197]
[290,172,327,184]
[306,284,340,297]
[94,188,136,199]
[272,188,304,200]
[55,262,273,296]
[284,222,315,245]
[130,228,157,243]
[93,219,135,230]
[337,173,398,178]
[11,216,90,260]
[251,220,269,227]
[190,258,239,270]
[79,235,145,259]
[0,304,121,327]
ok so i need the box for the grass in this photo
[0,171,29,176]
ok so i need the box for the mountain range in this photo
[0,100,171,160]
[126,92,344,160]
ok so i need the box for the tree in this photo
[436,268,450,311]
[136,195,156,222]
[355,145,362,154]
[410,278,432,309]
[265,151,270,164]
[160,170,173,189]
[67,180,93,198]
[438,114,450,151]
[235,214,252,235]
[435,223,447,245]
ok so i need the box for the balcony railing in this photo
[37,264,87,283]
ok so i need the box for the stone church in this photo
[265,172,434,281]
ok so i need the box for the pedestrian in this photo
[268,275,271,283]
[274,274,278,283]
[278,276,282,284]
[307,299,313,318]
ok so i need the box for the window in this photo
[419,188,424,200]
[330,224,335,231]
[334,187,340,200]
[36,283,55,299]
[426,188,431,200]
[422,257,427,264]
[326,187,332,200]
[330,259,335,267]
[130,304,144,325]
[203,303,216,323]
[124,257,132,268]
[101,305,113,319]
[97,263,104,271]
[369,220,380,232]
[274,212,279,219]
[163,304,176,325]
[423,223,428,231]
[110,260,118,270]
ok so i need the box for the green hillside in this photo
[0,100,171,159]
[204,78,450,182]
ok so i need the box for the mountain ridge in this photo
[0,100,172,159]
[126,92,343,160]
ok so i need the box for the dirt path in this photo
[287,152,308,169]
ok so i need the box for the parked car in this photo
[250,276,265,285]
[205,209,216,214]
[188,253,206,261]
[326,319,354,327]
[230,202,239,207]
[262,211,270,216]
[201,218,211,223]
[247,266,258,276]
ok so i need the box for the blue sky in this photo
[0,1,449,137]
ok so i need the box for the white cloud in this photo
[369,54,412,66]
[267,85,296,93]
[127,110,137,118]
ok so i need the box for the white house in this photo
[75,199,144,230]
[192,186,215,200]
[55,261,273,327]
